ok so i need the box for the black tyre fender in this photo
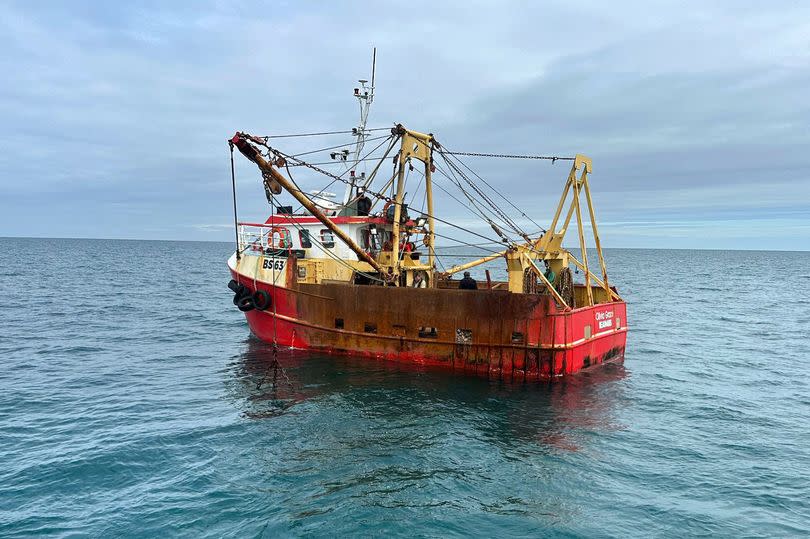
[232,284,251,305]
[237,295,255,312]
[227,279,240,293]
[253,290,272,311]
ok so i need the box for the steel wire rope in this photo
[258,127,392,139]
[406,166,425,208]
[445,229,549,250]
[267,134,395,200]
[425,179,509,245]
[288,159,382,167]
[432,161,501,227]
[279,135,396,215]
[229,142,240,259]
[431,161,521,245]
[255,192,292,390]
[248,134,505,256]
[288,133,393,159]
[252,134,390,215]
[438,147,548,234]
[437,152,527,240]
[281,150,503,249]
[439,152,528,237]
[431,232,502,254]
[434,156,521,238]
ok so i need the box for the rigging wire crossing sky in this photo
[1,1,808,250]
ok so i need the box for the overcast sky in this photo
[1,1,808,250]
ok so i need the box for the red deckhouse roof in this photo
[260,215,395,226]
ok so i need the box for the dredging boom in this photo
[230,132,387,276]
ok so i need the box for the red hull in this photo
[231,268,627,380]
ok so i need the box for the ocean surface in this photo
[1,238,809,537]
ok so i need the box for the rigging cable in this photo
[437,152,528,240]
[431,232,503,254]
[255,192,293,390]
[432,160,522,243]
[229,141,240,260]
[289,133,393,159]
[279,134,397,214]
[262,135,395,202]
[245,134,506,253]
[439,147,548,234]
[259,127,392,139]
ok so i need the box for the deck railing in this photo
[237,222,290,257]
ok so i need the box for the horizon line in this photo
[1,235,808,253]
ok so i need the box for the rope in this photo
[229,142,240,260]
[432,160,519,242]
[259,127,391,139]
[237,132,515,262]
[289,133,392,158]
[264,135,395,203]
[257,193,292,390]
[437,151,528,240]
[431,232,503,254]
[439,147,547,235]
[279,135,397,215]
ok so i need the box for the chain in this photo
[440,151,574,161]
[268,142,394,203]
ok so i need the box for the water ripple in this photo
[1,240,809,537]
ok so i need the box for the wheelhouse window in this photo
[320,229,335,248]
[299,229,312,249]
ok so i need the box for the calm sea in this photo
[1,238,808,537]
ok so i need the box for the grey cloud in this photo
[0,0,808,250]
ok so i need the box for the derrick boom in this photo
[230,132,387,277]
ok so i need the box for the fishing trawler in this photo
[226,51,627,380]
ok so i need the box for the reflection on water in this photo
[226,337,628,452]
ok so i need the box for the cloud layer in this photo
[1,1,808,249]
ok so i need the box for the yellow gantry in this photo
[390,125,437,278]
[442,154,621,309]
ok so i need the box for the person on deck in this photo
[543,260,556,287]
[459,271,478,290]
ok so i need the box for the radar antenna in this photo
[341,47,376,205]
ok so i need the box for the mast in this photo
[390,125,436,280]
[424,149,436,271]
[341,47,376,206]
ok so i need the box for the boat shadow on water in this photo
[225,337,629,452]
